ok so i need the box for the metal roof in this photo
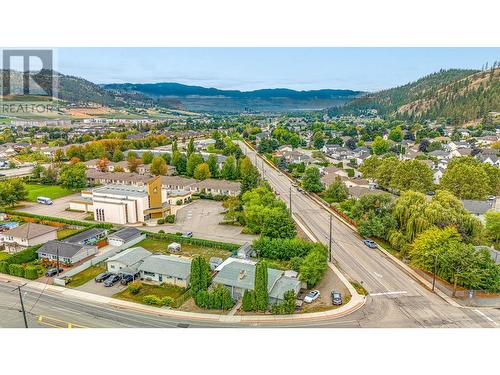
[106,246,152,267]
[108,227,143,242]
[64,228,107,245]
[269,276,301,300]
[138,254,192,280]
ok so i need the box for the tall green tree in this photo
[254,262,269,311]
[261,207,296,239]
[221,156,237,180]
[190,257,210,295]
[187,138,195,156]
[440,157,491,199]
[194,163,211,180]
[390,159,433,193]
[388,126,403,142]
[186,153,204,177]
[0,178,28,207]
[141,151,154,165]
[372,136,391,155]
[323,176,349,202]
[302,166,323,192]
[300,247,328,288]
[112,149,124,162]
[484,210,500,247]
[207,154,219,177]
[172,151,187,175]
[150,156,168,176]
[59,162,87,189]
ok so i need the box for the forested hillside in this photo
[330,67,500,124]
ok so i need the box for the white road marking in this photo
[373,272,383,278]
[370,291,408,296]
[473,309,499,326]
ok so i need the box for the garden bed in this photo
[113,283,186,305]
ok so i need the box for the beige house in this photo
[138,254,192,288]
[1,222,58,253]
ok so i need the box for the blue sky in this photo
[54,48,499,92]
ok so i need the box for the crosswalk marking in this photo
[370,291,408,296]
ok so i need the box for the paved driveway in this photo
[76,279,126,297]
[147,199,258,245]
[17,193,88,220]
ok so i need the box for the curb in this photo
[0,273,365,324]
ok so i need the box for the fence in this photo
[55,233,146,282]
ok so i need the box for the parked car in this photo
[95,272,113,283]
[363,239,377,249]
[182,231,193,238]
[331,291,343,305]
[304,290,320,303]
[104,274,121,287]
[120,274,134,285]
[45,268,64,277]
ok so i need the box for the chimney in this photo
[239,270,246,280]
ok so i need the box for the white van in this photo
[37,196,53,205]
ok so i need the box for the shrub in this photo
[195,286,234,310]
[24,266,39,280]
[242,290,255,312]
[157,218,165,225]
[128,281,142,295]
[143,295,163,305]
[0,261,9,274]
[165,215,175,224]
[290,257,303,272]
[271,290,296,315]
[253,237,325,260]
[161,296,174,307]
[158,230,165,234]
[8,264,25,277]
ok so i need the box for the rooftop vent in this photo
[239,270,246,280]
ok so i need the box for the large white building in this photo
[70,176,170,225]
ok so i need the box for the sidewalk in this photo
[0,273,365,324]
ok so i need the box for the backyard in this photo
[113,282,186,305]
[57,228,81,240]
[25,184,77,202]
[137,237,232,261]
[66,265,106,288]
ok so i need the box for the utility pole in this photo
[56,245,60,276]
[329,213,332,262]
[289,186,292,215]
[13,284,28,328]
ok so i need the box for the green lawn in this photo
[137,237,231,261]
[57,228,81,240]
[113,283,186,305]
[65,265,107,288]
[25,184,77,202]
[0,251,10,261]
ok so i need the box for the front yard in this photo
[137,237,232,261]
[25,184,77,202]
[113,283,186,305]
[66,265,106,288]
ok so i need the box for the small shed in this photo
[209,257,223,271]
[168,242,181,253]
[236,242,256,259]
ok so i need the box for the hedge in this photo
[8,264,25,277]
[252,237,326,260]
[4,210,113,229]
[143,231,239,252]
[24,266,40,280]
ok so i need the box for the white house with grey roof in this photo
[106,246,152,275]
[108,227,145,247]
[37,240,98,265]
[212,259,302,304]
[138,254,192,288]
[1,222,58,253]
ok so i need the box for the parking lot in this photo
[148,199,258,245]
[18,193,88,220]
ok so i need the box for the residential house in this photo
[461,199,496,221]
[85,169,155,187]
[212,258,301,304]
[1,222,58,253]
[64,228,108,246]
[282,150,311,164]
[37,240,98,265]
[106,246,152,275]
[138,254,192,288]
[107,227,145,247]
[190,179,241,196]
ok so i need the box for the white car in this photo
[304,290,320,303]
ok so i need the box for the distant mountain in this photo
[0,70,155,107]
[103,82,364,113]
[330,68,500,124]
